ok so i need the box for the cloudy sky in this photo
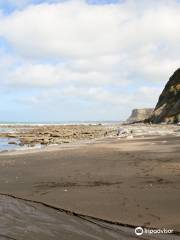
[0,0,180,122]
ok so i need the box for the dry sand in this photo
[0,132,180,239]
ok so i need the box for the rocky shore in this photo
[1,123,180,151]
[0,124,118,147]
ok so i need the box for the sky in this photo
[0,0,180,122]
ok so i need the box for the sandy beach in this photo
[0,124,180,239]
[2,0,180,238]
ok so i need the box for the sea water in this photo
[0,138,20,152]
[0,121,120,126]
[0,126,30,152]
[0,136,42,152]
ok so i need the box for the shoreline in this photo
[0,122,180,155]
[0,121,120,127]
[0,123,118,150]
[0,134,175,156]
[0,136,107,155]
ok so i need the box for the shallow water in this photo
[0,137,42,152]
[0,127,21,151]
[0,126,43,152]
[0,138,20,151]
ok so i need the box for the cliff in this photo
[126,108,154,123]
[150,68,180,123]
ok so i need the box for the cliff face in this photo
[150,68,180,123]
[127,108,154,123]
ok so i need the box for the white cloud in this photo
[0,0,180,59]
[0,1,179,78]
[0,1,121,58]
[3,61,131,88]
[0,0,180,119]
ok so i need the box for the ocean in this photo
[0,121,120,126]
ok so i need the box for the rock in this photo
[62,140,70,143]
[19,137,37,145]
[8,141,17,145]
[9,125,117,147]
[18,143,24,146]
[126,108,154,123]
[150,68,180,123]
[41,138,50,145]
[6,134,18,138]
[116,128,131,138]
[50,133,61,138]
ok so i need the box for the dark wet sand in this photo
[0,135,180,238]
[1,194,180,240]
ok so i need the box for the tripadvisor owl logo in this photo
[135,227,144,236]
[135,226,174,236]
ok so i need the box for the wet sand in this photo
[0,134,180,238]
[0,194,179,240]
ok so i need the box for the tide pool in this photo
[0,138,20,151]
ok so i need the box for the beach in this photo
[0,124,180,239]
[1,0,180,238]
